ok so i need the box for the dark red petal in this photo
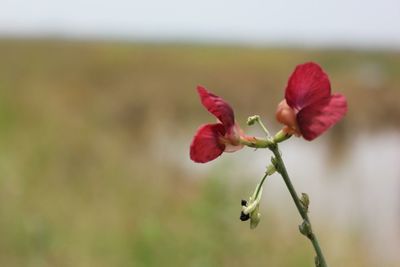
[285,62,331,110]
[197,85,235,128]
[190,123,226,163]
[297,94,347,141]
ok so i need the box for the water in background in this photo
[167,129,400,266]
[0,39,399,267]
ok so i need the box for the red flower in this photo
[276,62,347,141]
[190,86,245,163]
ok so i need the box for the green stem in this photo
[246,115,271,137]
[254,172,268,200]
[254,165,276,200]
[256,117,271,137]
[240,136,273,148]
[270,145,328,267]
[239,130,291,149]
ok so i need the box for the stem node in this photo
[269,144,328,267]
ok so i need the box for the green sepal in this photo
[300,193,310,213]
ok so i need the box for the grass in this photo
[0,38,399,266]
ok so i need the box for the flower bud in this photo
[300,193,310,212]
[250,207,261,229]
[247,115,260,126]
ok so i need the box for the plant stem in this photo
[241,126,328,265]
[254,172,268,200]
[254,165,276,200]
[240,136,273,148]
[270,144,328,267]
[255,117,271,137]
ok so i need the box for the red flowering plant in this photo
[276,62,347,140]
[190,86,253,163]
[190,62,347,267]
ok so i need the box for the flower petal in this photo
[190,123,226,163]
[285,62,331,110]
[297,94,347,141]
[275,99,300,135]
[224,142,244,153]
[197,85,235,128]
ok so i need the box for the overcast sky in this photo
[1,0,400,49]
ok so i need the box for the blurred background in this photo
[0,1,400,266]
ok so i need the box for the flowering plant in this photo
[190,62,347,267]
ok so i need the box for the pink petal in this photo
[197,85,235,128]
[275,99,300,135]
[190,123,226,163]
[224,142,244,153]
[297,94,347,141]
[285,62,331,110]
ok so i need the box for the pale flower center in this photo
[275,99,301,137]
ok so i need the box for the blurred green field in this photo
[0,39,399,267]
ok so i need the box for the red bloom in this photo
[190,86,245,163]
[276,62,347,141]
